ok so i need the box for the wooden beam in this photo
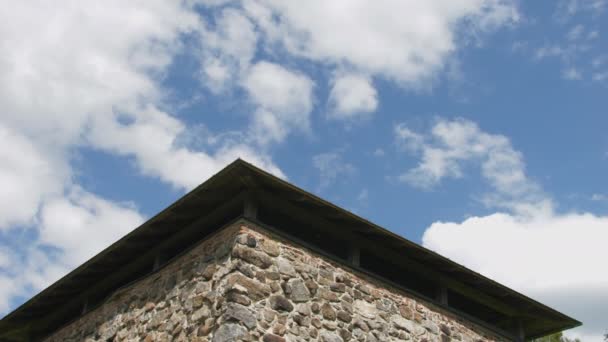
[248,213,516,342]
[243,193,258,220]
[256,189,520,318]
[81,298,88,315]
[515,318,526,342]
[153,253,167,272]
[348,243,361,267]
[436,285,448,306]
[30,191,246,340]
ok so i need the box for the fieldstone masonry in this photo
[44,219,506,342]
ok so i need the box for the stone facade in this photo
[44,219,506,342]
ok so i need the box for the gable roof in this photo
[0,159,580,341]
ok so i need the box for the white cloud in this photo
[424,212,608,292]
[0,125,66,228]
[373,148,386,157]
[39,189,145,266]
[328,73,378,119]
[0,250,64,313]
[592,71,608,82]
[312,152,356,190]
[242,61,315,144]
[240,0,518,86]
[534,45,566,60]
[200,7,258,92]
[88,106,284,190]
[0,0,199,147]
[0,0,284,314]
[357,189,369,203]
[566,24,585,41]
[395,118,546,214]
[0,0,284,209]
[526,2,606,82]
[1,0,284,192]
[531,39,594,82]
[423,211,608,341]
[591,55,607,68]
[199,0,518,130]
[0,248,10,270]
[398,118,608,340]
[0,188,145,313]
[588,30,600,40]
[555,0,607,20]
[562,67,583,80]
[198,9,319,145]
[395,124,425,152]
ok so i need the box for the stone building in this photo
[0,160,579,341]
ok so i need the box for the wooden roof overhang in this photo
[0,159,580,341]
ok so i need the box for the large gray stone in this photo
[225,303,257,329]
[225,273,271,300]
[277,257,297,276]
[423,319,441,335]
[261,239,280,256]
[149,309,170,328]
[296,303,311,316]
[191,306,210,322]
[263,333,286,342]
[236,233,257,247]
[399,304,414,320]
[353,300,378,319]
[392,315,426,336]
[321,303,336,320]
[232,244,272,269]
[269,295,294,312]
[353,318,370,332]
[212,323,247,342]
[440,323,452,336]
[287,278,311,302]
[320,331,343,342]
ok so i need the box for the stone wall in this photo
[44,218,507,342]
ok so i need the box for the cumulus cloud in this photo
[239,0,518,86]
[534,45,567,60]
[395,124,425,152]
[200,7,258,92]
[395,118,547,214]
[555,0,607,21]
[592,71,608,82]
[562,67,583,80]
[566,24,585,41]
[39,189,145,266]
[328,73,378,119]
[522,2,606,82]
[313,152,356,191]
[0,0,523,323]
[0,1,199,147]
[0,124,67,228]
[200,0,519,129]
[397,118,608,340]
[0,0,283,314]
[0,248,10,269]
[0,187,146,313]
[424,213,608,291]
[88,106,284,189]
[423,211,608,341]
[242,61,315,145]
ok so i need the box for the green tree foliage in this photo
[533,332,565,342]
[532,332,581,342]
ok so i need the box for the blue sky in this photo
[0,0,607,340]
